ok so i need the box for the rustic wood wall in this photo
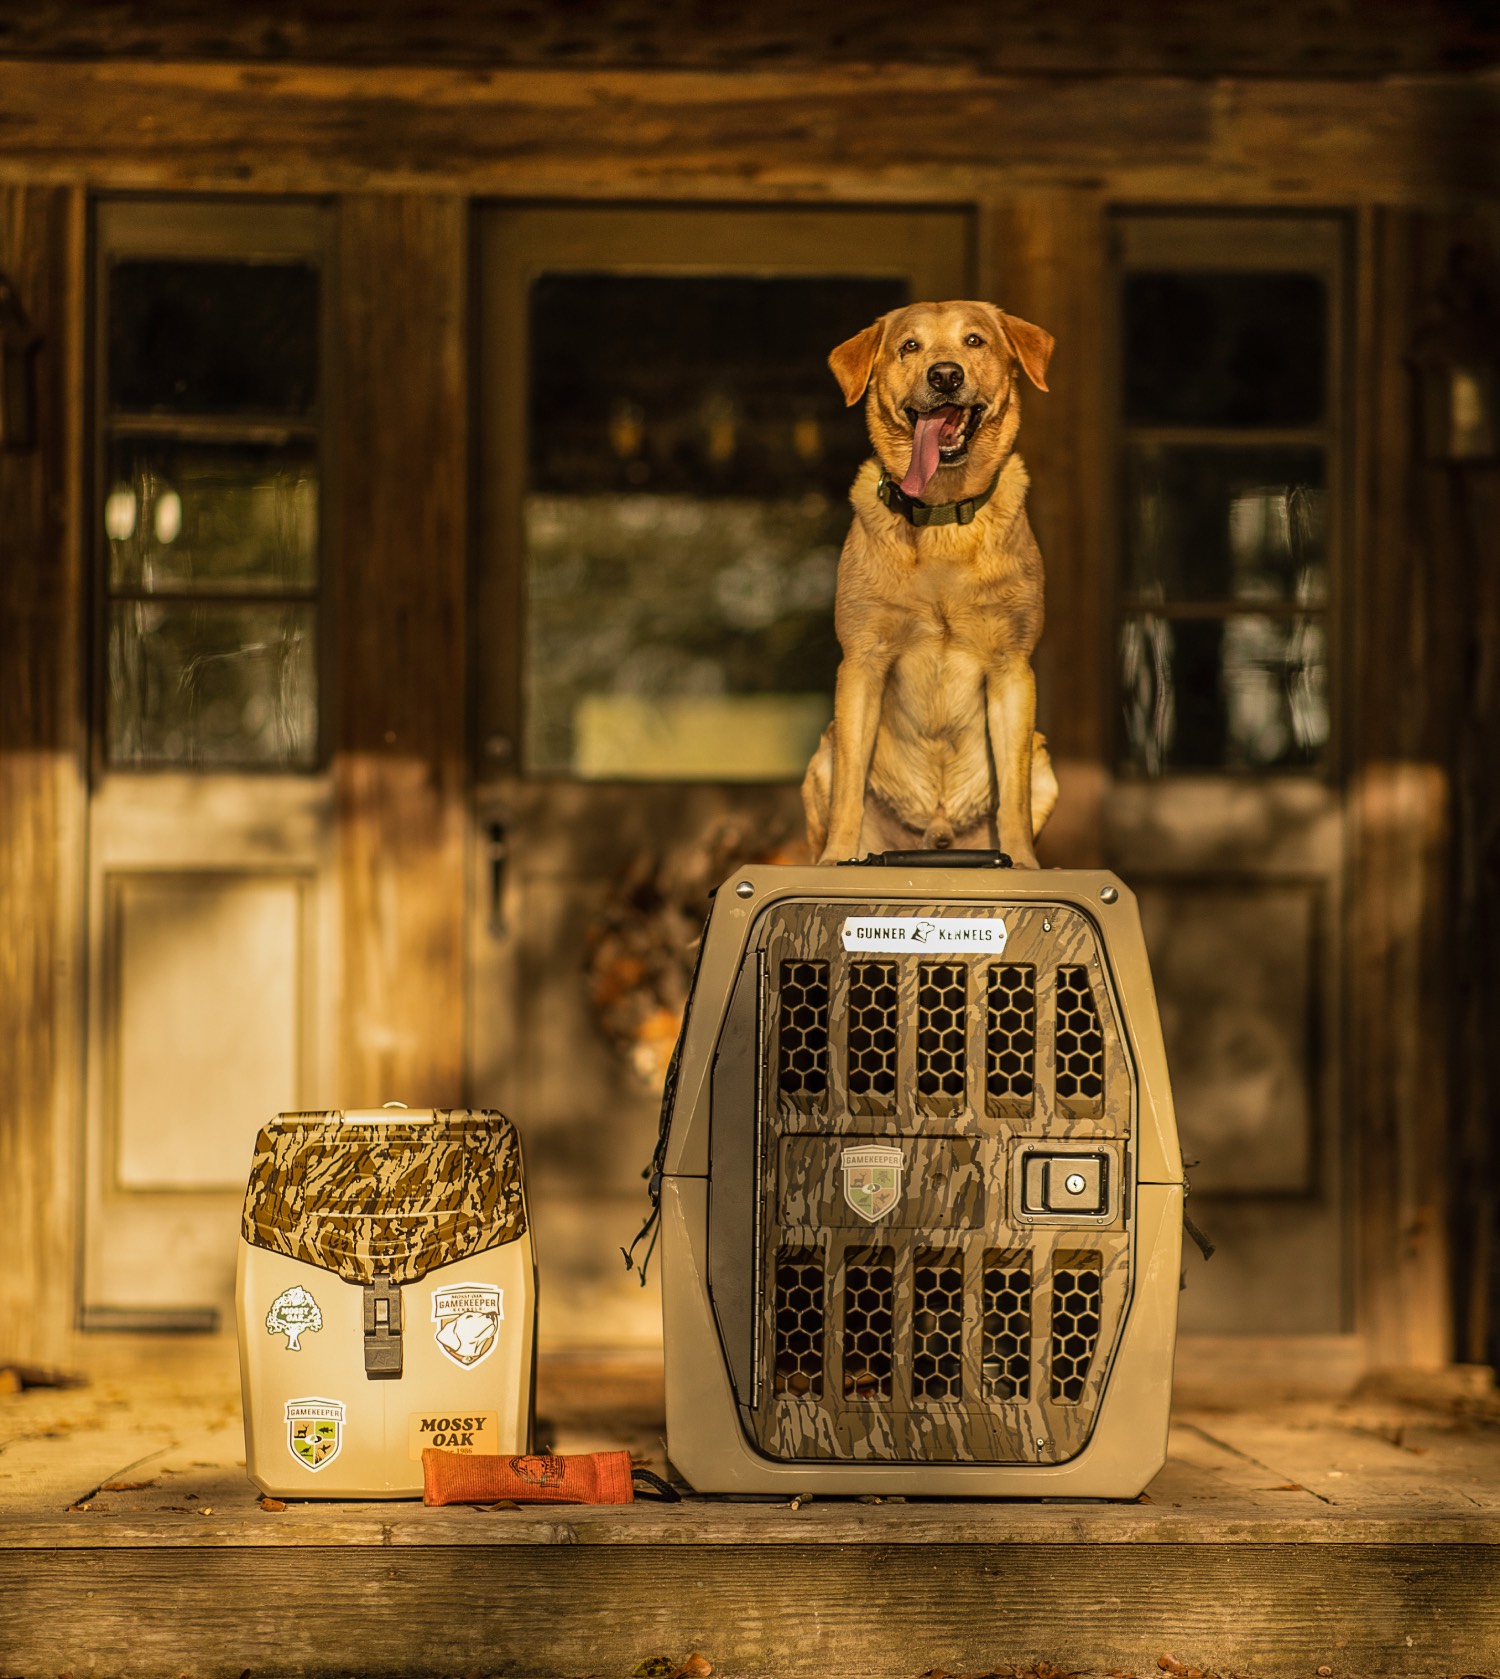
[0,39,1495,1362]
[1348,205,1500,1368]
[0,184,85,1364]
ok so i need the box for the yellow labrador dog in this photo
[802,300,1059,867]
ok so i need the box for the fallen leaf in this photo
[1317,1668,1332,1676]
[102,1479,156,1492]
[633,1659,676,1678]
[197,1506,215,1516]
[1268,1482,1305,1492]
[677,1658,712,1679]
[258,1496,286,1513]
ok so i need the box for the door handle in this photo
[486,818,509,937]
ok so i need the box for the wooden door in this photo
[1102,213,1351,1345]
[81,200,336,1330]
[471,206,971,1347]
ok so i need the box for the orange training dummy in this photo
[422,1448,676,1506]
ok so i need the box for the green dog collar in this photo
[875,467,1003,528]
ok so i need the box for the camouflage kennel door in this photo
[711,897,1137,1466]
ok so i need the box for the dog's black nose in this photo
[927,362,964,395]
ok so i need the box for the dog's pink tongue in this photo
[899,407,961,498]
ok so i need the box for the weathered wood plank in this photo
[0,182,85,1366]
[1346,208,1457,1370]
[979,192,1110,867]
[0,61,1493,204]
[332,195,468,1104]
[11,1496,1500,1553]
[3,1541,1498,1678]
[0,1,1493,80]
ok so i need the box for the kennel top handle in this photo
[660,862,1181,1192]
[846,849,1014,868]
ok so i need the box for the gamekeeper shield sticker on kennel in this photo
[841,1145,904,1222]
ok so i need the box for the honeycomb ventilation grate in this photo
[777,961,830,1105]
[916,962,968,1108]
[1050,1251,1103,1403]
[772,1248,825,1397]
[842,1248,895,1399]
[981,1251,1033,1401]
[912,1252,965,1402]
[1055,965,1105,1114]
[847,961,898,1108]
[986,963,1037,1111]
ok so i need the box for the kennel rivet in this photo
[735,880,754,899]
[1099,886,1119,904]
[1042,919,1051,932]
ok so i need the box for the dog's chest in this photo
[890,546,1033,660]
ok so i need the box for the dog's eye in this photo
[963,333,985,348]
[899,338,920,356]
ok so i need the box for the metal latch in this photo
[362,1275,403,1379]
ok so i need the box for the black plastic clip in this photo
[362,1275,404,1379]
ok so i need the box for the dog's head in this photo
[828,301,1053,501]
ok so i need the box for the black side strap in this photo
[631,1467,682,1502]
[1180,1159,1215,1277]
[622,910,713,1288]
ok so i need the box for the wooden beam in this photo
[1345,208,1455,1369]
[332,195,468,1106]
[0,184,86,1362]
[0,60,1493,205]
[979,192,1111,866]
[4,1540,1499,1678]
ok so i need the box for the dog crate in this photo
[237,1107,536,1499]
[659,856,1182,1496]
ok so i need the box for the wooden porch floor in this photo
[2,1338,1498,1679]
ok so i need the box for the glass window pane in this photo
[108,260,319,417]
[105,439,318,594]
[525,273,906,778]
[107,600,317,767]
[1124,445,1328,606]
[1119,612,1329,774]
[1123,272,1326,428]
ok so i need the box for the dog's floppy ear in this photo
[991,308,1054,393]
[828,318,887,407]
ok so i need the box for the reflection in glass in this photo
[108,259,319,417]
[106,440,318,593]
[527,494,842,778]
[108,601,316,768]
[525,273,905,778]
[1123,271,1326,428]
[1120,612,1328,774]
[1124,446,1327,606]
